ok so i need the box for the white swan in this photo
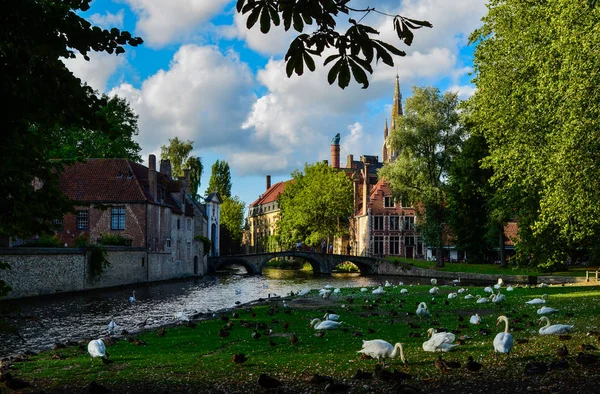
[476,295,491,304]
[87,339,111,364]
[470,314,482,325]
[447,292,458,299]
[464,294,474,300]
[493,315,514,354]
[129,291,136,303]
[324,313,340,321]
[492,290,505,304]
[431,278,438,285]
[319,289,332,299]
[372,286,385,294]
[416,302,430,319]
[484,286,493,293]
[400,288,408,294]
[360,287,368,292]
[384,281,392,287]
[358,340,406,364]
[173,312,190,321]
[538,316,573,335]
[297,289,310,296]
[457,288,466,294]
[525,294,548,305]
[429,286,439,295]
[107,320,119,335]
[310,318,342,330]
[422,328,458,352]
[333,288,341,294]
[506,285,514,291]
[537,306,559,315]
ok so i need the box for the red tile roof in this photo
[249,180,291,207]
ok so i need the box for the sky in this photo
[65,0,488,210]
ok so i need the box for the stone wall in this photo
[0,247,197,300]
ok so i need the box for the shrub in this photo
[194,235,211,256]
[98,233,132,246]
[87,245,110,282]
[74,233,89,248]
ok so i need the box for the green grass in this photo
[8,283,600,393]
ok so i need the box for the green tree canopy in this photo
[1,0,143,242]
[49,95,142,162]
[278,161,353,249]
[380,86,464,267]
[468,0,600,267]
[206,160,232,198]
[236,0,432,89]
[160,137,203,197]
[221,195,246,246]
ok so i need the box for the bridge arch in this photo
[211,257,259,275]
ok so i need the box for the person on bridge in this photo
[329,244,333,254]
[321,240,326,253]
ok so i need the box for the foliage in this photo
[10,285,600,392]
[186,156,204,200]
[74,233,89,248]
[0,0,142,242]
[380,86,464,267]
[278,161,353,249]
[98,233,132,246]
[160,137,203,197]
[0,262,12,299]
[221,195,246,244]
[48,95,142,163]
[206,160,232,198]
[87,244,109,281]
[333,261,359,272]
[468,1,600,267]
[194,235,212,256]
[446,133,500,264]
[264,258,305,269]
[16,234,62,248]
[236,0,431,89]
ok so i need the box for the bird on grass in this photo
[465,356,482,372]
[416,302,430,319]
[525,294,548,305]
[576,352,599,366]
[129,291,136,304]
[107,319,119,335]
[324,313,340,321]
[556,345,568,358]
[357,340,406,366]
[290,334,299,345]
[310,318,342,330]
[469,314,482,325]
[538,316,574,335]
[232,353,248,365]
[493,315,514,356]
[422,329,458,352]
[87,339,113,365]
[0,373,30,390]
[157,327,166,337]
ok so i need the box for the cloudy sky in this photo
[67,0,488,209]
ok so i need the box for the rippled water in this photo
[0,269,431,357]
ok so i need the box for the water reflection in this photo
[0,268,426,357]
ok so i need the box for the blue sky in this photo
[66,0,488,210]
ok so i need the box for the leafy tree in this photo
[0,0,143,243]
[380,86,464,267]
[160,137,203,197]
[220,195,246,254]
[236,0,432,89]
[49,95,142,162]
[278,161,353,249]
[206,160,232,198]
[468,0,600,267]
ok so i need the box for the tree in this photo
[220,195,246,254]
[468,0,600,267]
[160,137,203,197]
[206,160,232,198]
[0,0,143,242]
[278,161,353,249]
[379,86,464,267]
[49,95,142,162]
[236,0,432,89]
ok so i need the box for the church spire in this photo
[392,74,402,119]
[384,118,389,139]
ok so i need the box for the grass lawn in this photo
[4,282,600,393]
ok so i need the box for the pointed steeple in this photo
[392,74,402,120]
[384,118,389,139]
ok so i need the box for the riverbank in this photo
[3,281,599,393]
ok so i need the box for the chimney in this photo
[330,143,340,168]
[347,154,353,169]
[148,154,157,202]
[266,175,271,190]
[160,159,172,179]
[183,169,190,192]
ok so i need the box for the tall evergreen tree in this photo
[206,160,232,198]
[380,86,464,267]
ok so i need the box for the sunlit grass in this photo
[10,282,600,392]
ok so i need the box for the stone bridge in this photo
[208,251,386,275]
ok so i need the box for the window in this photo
[76,211,88,230]
[166,239,171,248]
[404,216,415,230]
[374,236,384,255]
[111,206,126,230]
[373,216,384,230]
[177,218,181,230]
[186,242,191,260]
[389,216,400,231]
[405,236,415,246]
[389,236,400,255]
[384,196,395,208]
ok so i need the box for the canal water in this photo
[0,269,442,358]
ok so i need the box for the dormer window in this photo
[384,196,395,208]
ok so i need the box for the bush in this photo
[74,233,88,248]
[87,245,110,282]
[194,235,211,256]
[98,233,132,246]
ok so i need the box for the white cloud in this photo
[108,45,256,157]
[447,84,476,100]
[88,9,125,29]
[230,152,289,176]
[125,0,231,47]
[63,51,125,93]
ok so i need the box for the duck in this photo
[525,294,548,305]
[556,345,568,358]
[232,353,248,364]
[323,313,340,321]
[538,316,574,335]
[493,315,514,355]
[357,340,406,365]
[465,356,482,372]
[422,328,458,352]
[87,339,112,365]
[537,306,559,315]
[310,318,342,330]
[416,302,430,319]
[469,314,482,325]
